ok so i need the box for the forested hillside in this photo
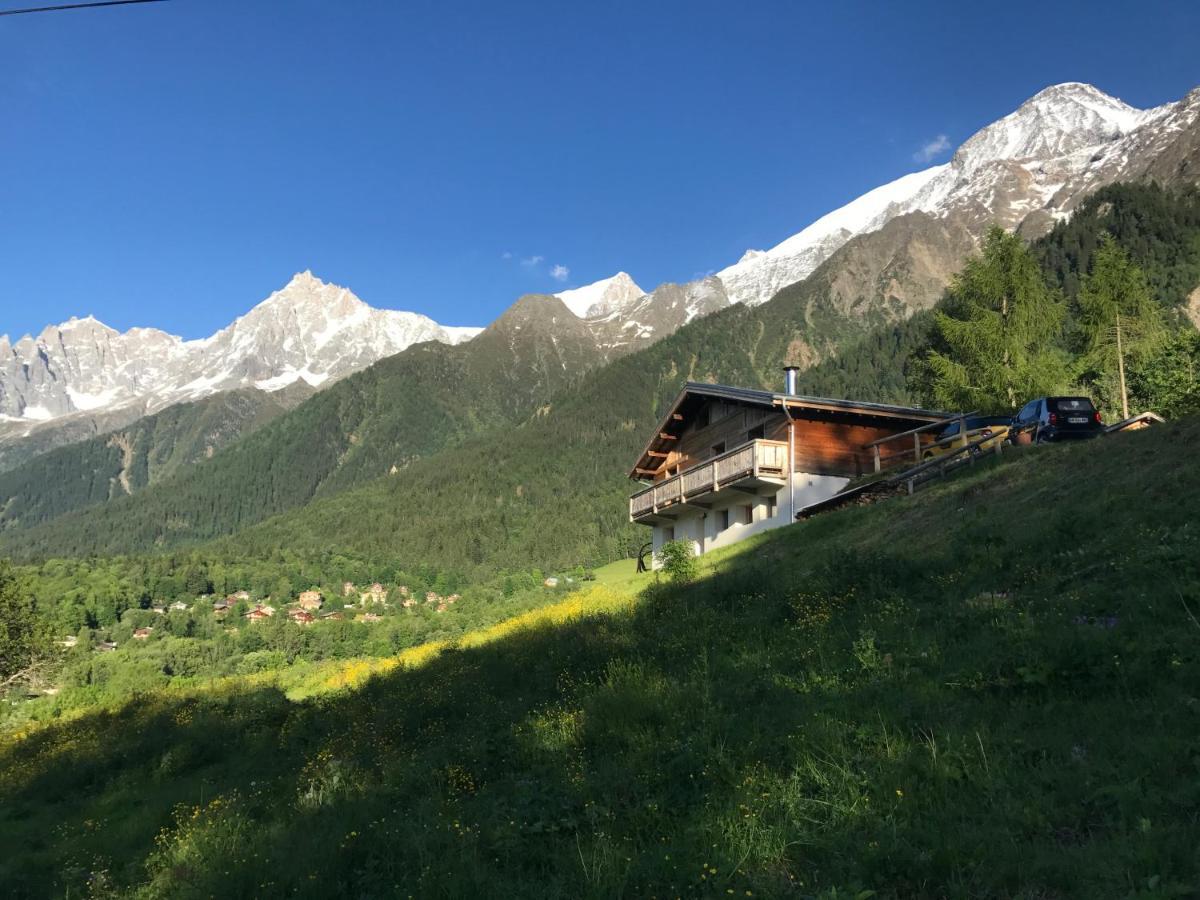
[1036,182,1200,306]
[0,295,602,545]
[0,262,934,563]
[0,384,311,533]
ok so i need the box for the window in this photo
[1052,397,1095,412]
[746,423,765,441]
[710,441,726,457]
[716,509,729,531]
[766,496,778,519]
[662,526,674,542]
[740,504,754,525]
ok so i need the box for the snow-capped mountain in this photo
[555,272,645,319]
[6,83,1197,440]
[713,82,1196,309]
[545,83,1198,356]
[0,271,480,427]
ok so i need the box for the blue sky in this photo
[1,0,1198,339]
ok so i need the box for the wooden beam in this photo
[646,450,670,459]
[658,432,679,441]
[671,413,684,421]
[633,467,661,476]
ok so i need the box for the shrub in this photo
[657,540,698,583]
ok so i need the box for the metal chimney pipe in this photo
[783,365,799,396]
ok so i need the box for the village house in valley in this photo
[629,370,950,564]
[359,583,387,605]
[297,590,323,611]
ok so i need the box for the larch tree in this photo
[1076,234,1166,419]
[926,227,1070,412]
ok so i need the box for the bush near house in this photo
[657,539,700,583]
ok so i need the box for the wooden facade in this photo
[630,382,950,527]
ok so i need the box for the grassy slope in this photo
[3,418,1198,898]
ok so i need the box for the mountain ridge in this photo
[0,271,482,429]
[6,81,1195,438]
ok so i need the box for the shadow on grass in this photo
[3,421,1200,898]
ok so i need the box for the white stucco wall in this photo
[649,470,849,565]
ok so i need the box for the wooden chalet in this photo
[289,609,316,626]
[629,372,950,562]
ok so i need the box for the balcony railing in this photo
[630,439,788,520]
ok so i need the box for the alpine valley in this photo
[5,65,1200,900]
[1,82,1197,545]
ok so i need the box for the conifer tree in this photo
[1075,234,1165,418]
[0,560,42,683]
[926,227,1070,412]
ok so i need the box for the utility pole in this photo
[1115,313,1130,420]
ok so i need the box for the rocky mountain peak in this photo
[0,274,482,426]
[951,82,1148,174]
[555,272,646,319]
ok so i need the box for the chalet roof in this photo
[630,381,953,479]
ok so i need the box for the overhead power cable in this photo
[0,0,168,17]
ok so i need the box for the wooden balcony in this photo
[630,439,788,523]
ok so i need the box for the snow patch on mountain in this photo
[555,272,645,318]
[716,166,949,307]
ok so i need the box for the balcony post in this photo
[873,444,881,473]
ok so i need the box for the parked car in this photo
[1011,397,1103,443]
[923,415,1014,460]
